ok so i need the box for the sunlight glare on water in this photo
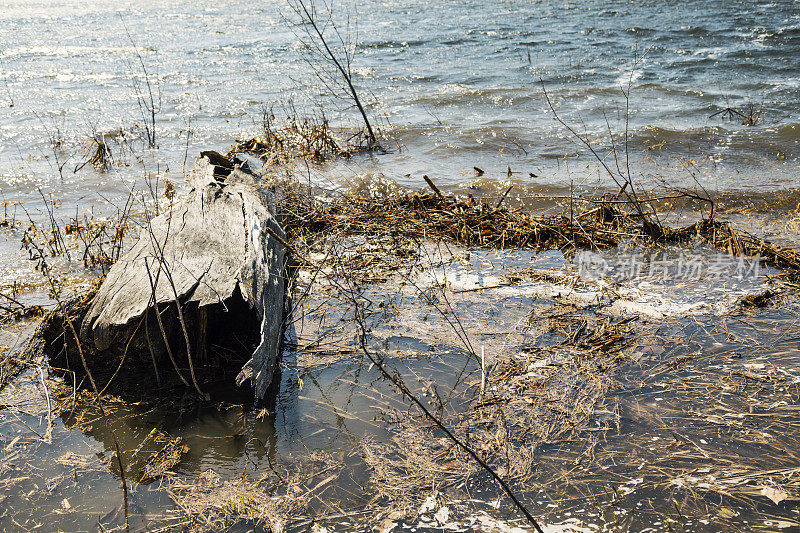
[1,0,799,207]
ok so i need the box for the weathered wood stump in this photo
[78,156,288,401]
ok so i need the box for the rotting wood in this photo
[79,157,288,401]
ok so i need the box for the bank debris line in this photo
[77,157,288,400]
[276,177,800,280]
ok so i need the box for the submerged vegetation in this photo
[4,148,800,529]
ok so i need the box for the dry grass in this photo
[165,451,347,531]
[20,196,135,274]
[228,113,356,166]
[283,190,632,252]
[277,177,800,285]
[673,218,800,277]
[361,420,478,508]
[76,137,113,172]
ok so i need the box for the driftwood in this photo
[79,157,288,400]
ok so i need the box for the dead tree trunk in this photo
[79,157,288,401]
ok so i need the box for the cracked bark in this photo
[79,158,288,401]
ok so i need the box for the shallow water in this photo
[2,1,800,530]
[0,346,478,530]
[2,244,799,531]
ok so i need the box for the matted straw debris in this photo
[227,115,354,166]
[285,191,630,250]
[276,179,800,284]
[672,218,800,277]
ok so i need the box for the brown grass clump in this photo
[165,451,346,531]
[362,421,478,510]
[75,137,112,172]
[228,116,349,166]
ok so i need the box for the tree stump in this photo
[79,157,288,401]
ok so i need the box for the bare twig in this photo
[289,0,379,148]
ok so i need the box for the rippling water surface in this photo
[1,0,799,205]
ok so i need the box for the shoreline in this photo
[2,151,800,530]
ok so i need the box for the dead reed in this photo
[75,137,113,172]
[228,113,350,165]
[277,176,800,286]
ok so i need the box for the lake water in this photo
[1,0,799,207]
